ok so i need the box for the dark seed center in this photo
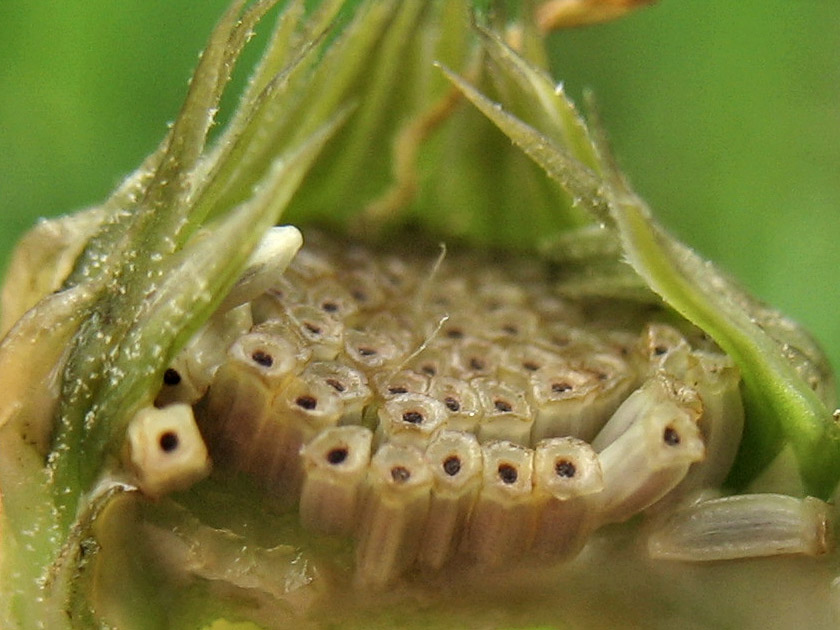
[551,382,572,394]
[251,350,273,367]
[296,395,318,410]
[389,386,408,395]
[494,399,512,413]
[326,378,346,392]
[469,357,486,371]
[663,426,681,446]
[391,466,411,483]
[498,463,518,484]
[653,345,668,356]
[304,322,322,335]
[444,396,461,412]
[522,361,540,372]
[555,459,577,478]
[402,410,424,424]
[443,456,461,476]
[321,301,339,313]
[159,431,179,453]
[327,447,348,465]
[163,368,181,386]
[358,346,377,357]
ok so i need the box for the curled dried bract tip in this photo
[218,225,303,312]
[536,0,657,31]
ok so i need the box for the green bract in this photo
[0,1,837,628]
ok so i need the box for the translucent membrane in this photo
[375,393,448,448]
[127,404,211,498]
[473,378,532,445]
[593,376,705,525]
[300,361,372,425]
[299,425,374,536]
[355,443,433,588]
[648,494,833,561]
[466,441,536,566]
[419,430,483,570]
[531,437,604,559]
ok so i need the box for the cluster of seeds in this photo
[151,230,761,586]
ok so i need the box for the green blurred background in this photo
[1,1,839,385]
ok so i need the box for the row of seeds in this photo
[196,323,644,493]
[193,325,710,585]
[154,233,742,583]
[301,369,706,587]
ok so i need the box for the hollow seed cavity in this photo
[296,395,318,410]
[163,368,181,386]
[327,447,348,465]
[498,463,518,484]
[326,378,346,392]
[494,399,513,413]
[663,426,681,446]
[555,459,577,478]
[251,350,274,367]
[159,431,180,453]
[443,455,462,476]
[402,410,424,425]
[391,466,411,483]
